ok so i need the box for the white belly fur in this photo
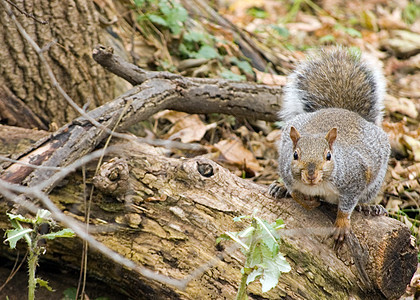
[292,181,340,204]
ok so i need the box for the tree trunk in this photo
[0,0,115,129]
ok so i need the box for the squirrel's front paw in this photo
[268,181,288,199]
[332,210,351,250]
[332,226,350,250]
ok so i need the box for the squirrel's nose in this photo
[307,163,316,179]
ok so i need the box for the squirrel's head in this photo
[289,126,337,185]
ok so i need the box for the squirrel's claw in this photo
[355,204,388,216]
[333,210,351,250]
[332,226,350,251]
[268,181,288,199]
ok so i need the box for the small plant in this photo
[135,0,188,35]
[218,211,291,299]
[4,209,75,300]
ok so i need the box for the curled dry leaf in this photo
[402,135,420,162]
[214,135,262,173]
[154,110,215,143]
[266,129,282,142]
[383,30,420,57]
[384,95,419,119]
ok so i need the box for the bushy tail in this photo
[280,48,386,125]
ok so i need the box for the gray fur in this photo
[276,48,390,218]
[280,48,386,126]
[278,108,390,213]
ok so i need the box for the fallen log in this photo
[0,134,416,299]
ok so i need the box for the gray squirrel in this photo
[269,48,390,245]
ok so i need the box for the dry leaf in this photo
[214,136,262,173]
[255,69,287,85]
[166,115,210,143]
[154,110,188,123]
[266,129,282,142]
[154,110,210,143]
[384,30,420,56]
[383,120,408,156]
[403,135,420,162]
[384,95,419,119]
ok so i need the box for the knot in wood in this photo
[197,162,214,177]
[93,157,129,196]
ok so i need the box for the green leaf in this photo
[195,45,220,59]
[35,209,52,224]
[184,31,208,43]
[5,228,33,249]
[259,253,291,292]
[343,27,362,38]
[246,267,263,285]
[148,14,168,27]
[41,228,75,240]
[247,7,268,19]
[248,243,263,267]
[319,34,335,44]
[230,58,254,75]
[225,231,249,250]
[238,227,255,239]
[271,25,290,38]
[271,218,285,230]
[36,278,54,291]
[134,0,146,7]
[63,287,77,300]
[159,0,188,35]
[220,69,246,81]
[7,212,35,224]
[255,217,280,252]
[216,233,231,244]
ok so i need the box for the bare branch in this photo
[5,0,48,24]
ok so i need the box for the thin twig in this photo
[5,0,48,24]
[0,155,62,171]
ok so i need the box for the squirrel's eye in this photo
[326,151,332,161]
[293,151,299,160]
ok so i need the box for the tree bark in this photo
[0,0,115,128]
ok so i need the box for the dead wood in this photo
[0,139,416,299]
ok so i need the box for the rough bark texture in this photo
[0,139,416,299]
[0,0,114,128]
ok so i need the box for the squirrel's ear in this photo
[325,127,337,149]
[290,126,301,148]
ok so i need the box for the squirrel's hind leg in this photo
[355,203,388,216]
